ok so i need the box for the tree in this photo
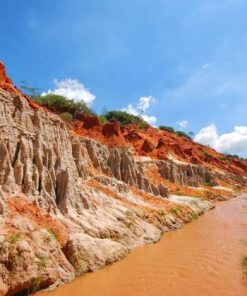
[159,126,175,133]
[103,110,148,128]
[19,80,41,97]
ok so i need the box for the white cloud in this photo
[177,120,188,128]
[195,124,247,154]
[201,63,211,71]
[123,96,157,125]
[137,96,156,113]
[42,79,95,106]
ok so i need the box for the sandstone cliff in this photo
[0,63,246,295]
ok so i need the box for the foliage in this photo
[103,110,148,128]
[159,125,175,133]
[203,190,213,199]
[33,94,95,116]
[19,80,41,97]
[38,256,47,269]
[170,206,182,216]
[157,208,165,216]
[242,256,247,267]
[7,233,22,244]
[190,213,198,220]
[242,256,247,279]
[223,153,247,161]
[175,130,192,140]
[204,181,214,187]
[240,240,247,246]
[219,155,229,161]
[159,126,195,140]
[29,256,47,293]
[60,112,73,122]
[188,131,195,139]
[47,228,58,241]
[98,115,108,125]
[202,150,213,159]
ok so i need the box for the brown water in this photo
[40,194,247,296]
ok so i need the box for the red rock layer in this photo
[72,116,247,176]
[0,61,246,177]
[0,61,22,95]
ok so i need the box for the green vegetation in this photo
[190,213,199,220]
[29,256,47,293]
[33,94,95,116]
[30,275,44,294]
[157,208,165,216]
[170,206,182,216]
[240,240,247,246]
[219,155,229,161]
[175,130,193,140]
[103,110,148,128]
[242,256,247,279]
[159,125,175,133]
[218,153,247,162]
[124,210,135,228]
[38,256,47,270]
[159,126,194,141]
[203,190,213,199]
[98,115,108,125]
[242,256,247,267]
[19,80,41,97]
[188,131,195,139]
[72,253,89,274]
[202,150,213,159]
[7,233,22,244]
[46,228,58,241]
[223,153,247,161]
[59,112,73,122]
[204,181,214,187]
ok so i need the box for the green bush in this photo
[202,150,213,159]
[175,130,192,140]
[204,181,214,187]
[60,112,73,122]
[242,256,247,279]
[159,125,175,133]
[98,115,108,125]
[103,110,148,128]
[223,153,247,161]
[33,94,95,116]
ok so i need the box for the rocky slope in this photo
[0,62,246,296]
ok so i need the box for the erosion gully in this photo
[39,194,247,296]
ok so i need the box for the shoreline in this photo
[37,192,247,296]
[35,189,246,295]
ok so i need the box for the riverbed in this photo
[39,194,247,296]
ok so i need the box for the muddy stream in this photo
[39,194,247,296]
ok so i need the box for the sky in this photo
[1,0,247,156]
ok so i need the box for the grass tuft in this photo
[242,256,247,280]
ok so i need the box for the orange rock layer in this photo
[1,61,246,178]
[0,61,22,95]
[72,116,247,177]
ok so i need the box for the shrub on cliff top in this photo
[60,112,73,122]
[159,125,175,133]
[33,94,95,116]
[103,110,148,128]
[242,256,247,279]
[175,130,192,140]
[223,153,247,161]
[98,115,108,125]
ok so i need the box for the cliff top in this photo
[1,61,246,177]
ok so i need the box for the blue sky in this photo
[1,0,247,155]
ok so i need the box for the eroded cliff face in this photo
[0,64,246,295]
